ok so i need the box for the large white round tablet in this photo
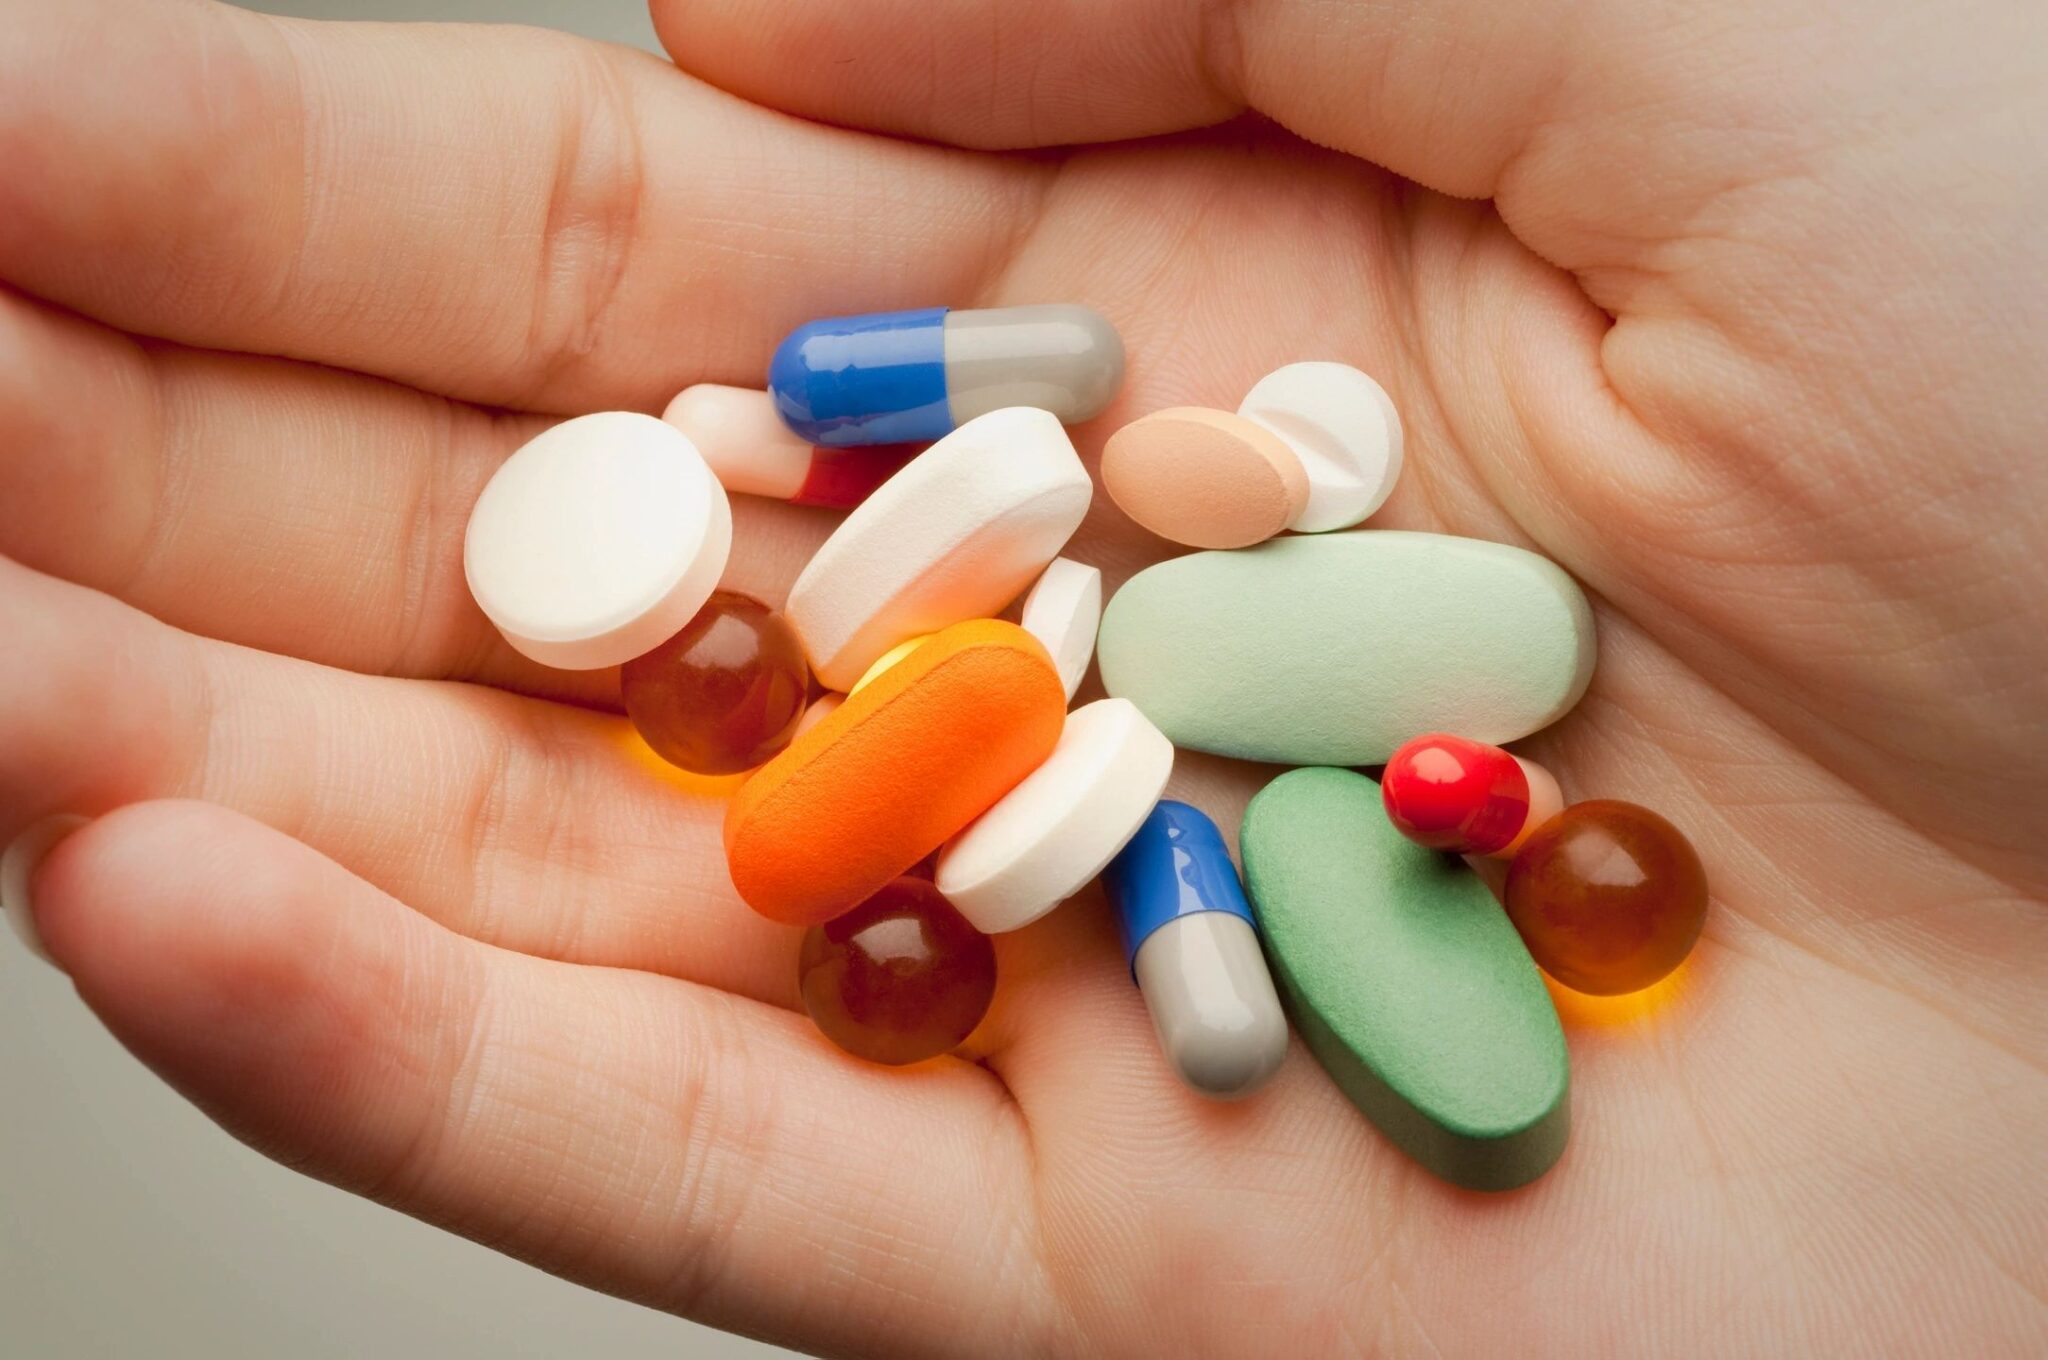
[1237,361,1403,533]
[936,698,1174,934]
[1019,557,1102,700]
[464,411,732,670]
[785,407,1092,691]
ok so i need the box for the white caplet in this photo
[1019,557,1102,701]
[1237,362,1403,534]
[785,407,1092,690]
[936,699,1173,934]
[464,412,731,670]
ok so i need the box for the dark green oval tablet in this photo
[1241,767,1569,1190]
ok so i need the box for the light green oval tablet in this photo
[1241,766,1569,1190]
[1097,532,1595,765]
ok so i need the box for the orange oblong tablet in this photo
[725,619,1066,925]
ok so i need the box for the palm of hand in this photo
[2,2,2041,1356]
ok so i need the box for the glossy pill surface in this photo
[770,305,1124,447]
[1382,733,1563,858]
[799,877,996,1065]
[662,384,917,507]
[724,619,1066,925]
[1241,767,1568,1190]
[1504,800,1708,995]
[1102,801,1288,1099]
[620,592,809,775]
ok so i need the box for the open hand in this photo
[3,0,2042,1353]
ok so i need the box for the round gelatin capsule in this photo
[1504,800,1708,995]
[768,305,1125,447]
[798,877,997,1065]
[1382,732,1563,858]
[620,592,809,775]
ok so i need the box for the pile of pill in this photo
[462,303,1708,1191]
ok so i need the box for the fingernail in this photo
[2,814,89,970]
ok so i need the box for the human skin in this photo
[0,0,2043,1354]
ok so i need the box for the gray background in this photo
[0,3,790,1356]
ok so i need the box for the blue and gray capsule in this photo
[1102,800,1289,1100]
[768,305,1124,447]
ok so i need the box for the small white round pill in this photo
[464,412,732,671]
[1237,361,1403,533]
[936,698,1173,934]
[1018,558,1102,701]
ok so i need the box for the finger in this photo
[33,801,1051,1358]
[0,558,791,997]
[0,289,830,702]
[648,0,1558,193]
[0,0,1045,412]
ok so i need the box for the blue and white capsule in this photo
[1101,800,1289,1099]
[768,305,1124,447]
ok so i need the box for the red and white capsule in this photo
[1382,733,1564,858]
[663,385,918,509]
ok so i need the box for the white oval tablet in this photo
[785,407,1092,691]
[464,412,732,670]
[935,698,1174,934]
[1237,362,1403,533]
[1019,558,1102,700]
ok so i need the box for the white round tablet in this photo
[1019,557,1103,701]
[936,698,1174,934]
[1237,361,1403,533]
[464,412,732,671]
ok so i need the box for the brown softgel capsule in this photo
[620,591,809,775]
[798,878,996,1065]
[1504,800,1708,995]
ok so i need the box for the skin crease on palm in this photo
[0,0,2043,1353]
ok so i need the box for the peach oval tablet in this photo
[1101,407,1308,550]
[724,619,1066,926]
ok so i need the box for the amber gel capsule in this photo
[1505,801,1708,995]
[620,591,809,775]
[798,878,996,1065]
